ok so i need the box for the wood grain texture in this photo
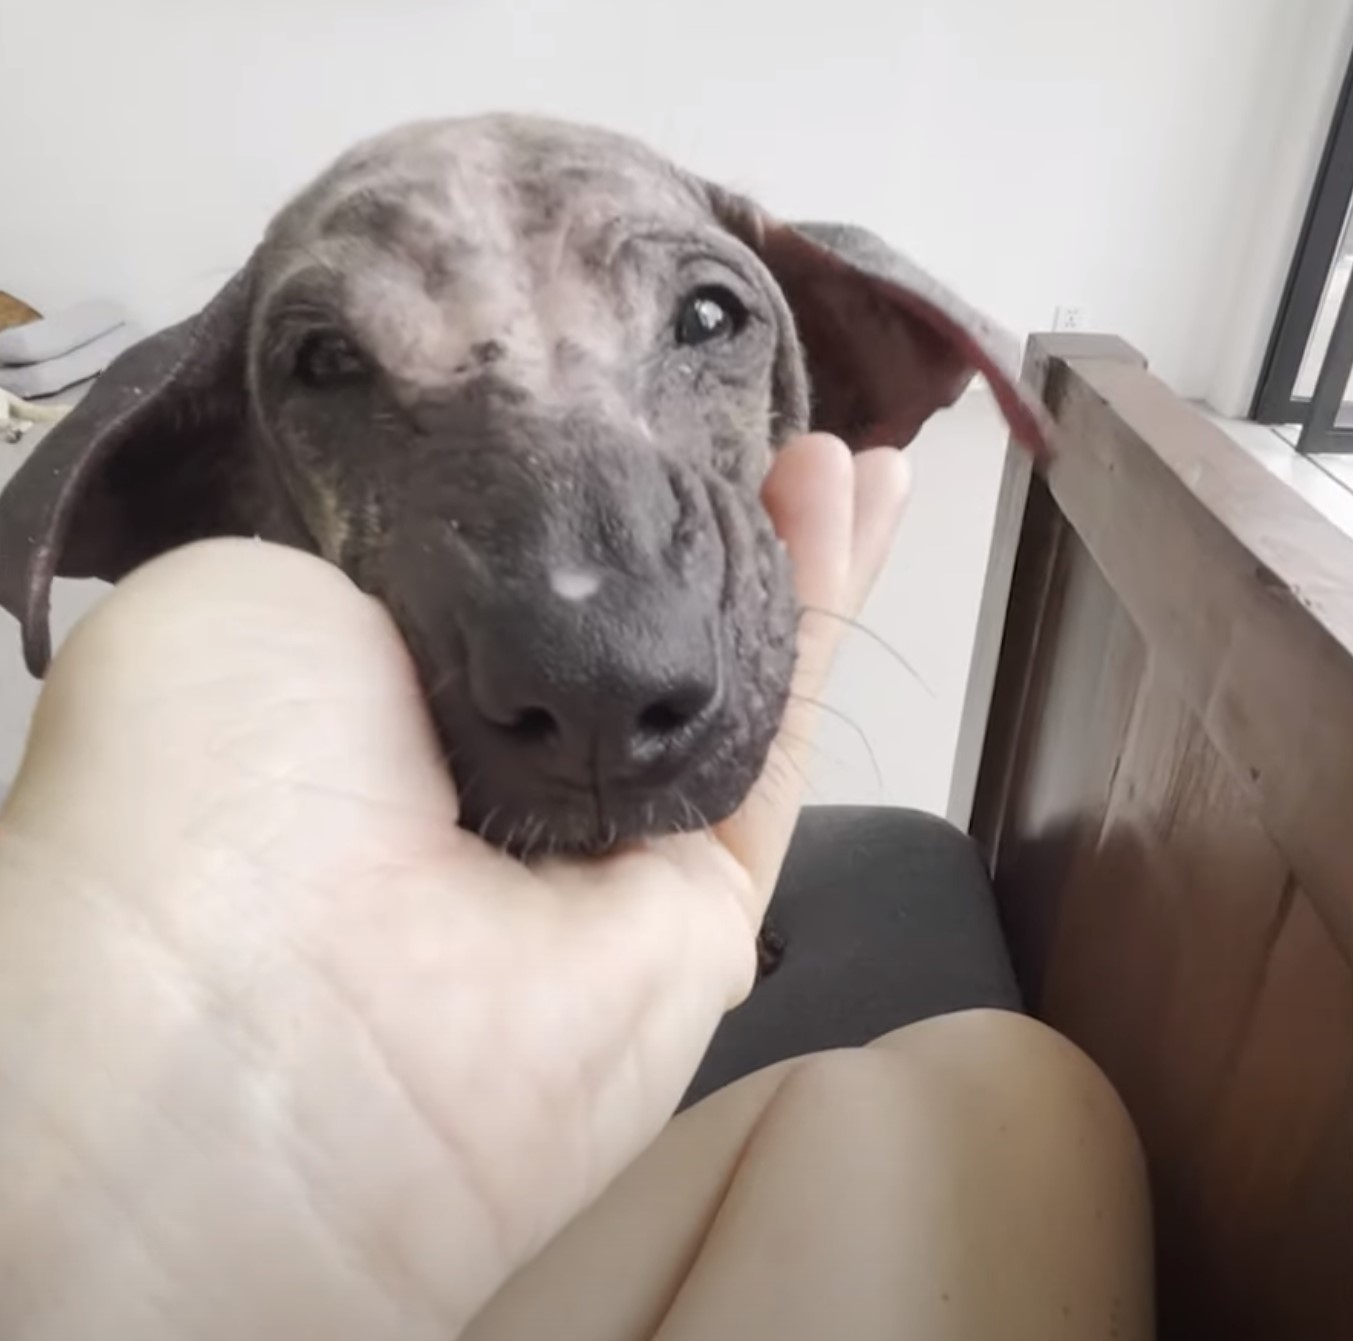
[1046,354,1353,959]
[970,334,1353,1338]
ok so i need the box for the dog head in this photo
[0,116,1047,852]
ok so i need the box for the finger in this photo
[790,447,913,704]
[761,433,855,613]
[714,438,908,905]
[711,436,852,901]
[847,448,912,613]
[760,434,855,702]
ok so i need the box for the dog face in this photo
[0,116,1048,853]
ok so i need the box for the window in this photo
[1254,48,1353,454]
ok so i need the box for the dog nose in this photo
[467,611,722,784]
[486,669,719,773]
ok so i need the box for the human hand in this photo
[0,434,909,1340]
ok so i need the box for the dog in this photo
[0,115,1047,862]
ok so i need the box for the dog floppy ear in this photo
[713,193,1051,456]
[0,264,269,675]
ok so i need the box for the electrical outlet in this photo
[1052,305,1086,333]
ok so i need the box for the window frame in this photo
[1253,47,1353,453]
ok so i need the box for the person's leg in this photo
[463,1010,1154,1341]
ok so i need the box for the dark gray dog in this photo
[0,115,1047,855]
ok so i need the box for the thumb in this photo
[715,436,910,903]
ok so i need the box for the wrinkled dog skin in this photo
[0,116,1048,855]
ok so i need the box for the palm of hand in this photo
[0,436,907,1338]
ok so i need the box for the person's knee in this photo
[874,1009,1146,1180]
[740,1009,1147,1197]
[944,1010,1132,1110]
[674,1015,1152,1341]
[764,1010,1118,1108]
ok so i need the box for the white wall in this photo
[3,0,1331,393]
[0,0,1347,812]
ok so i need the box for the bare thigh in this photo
[464,1010,1154,1341]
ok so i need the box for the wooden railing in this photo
[964,333,1353,1340]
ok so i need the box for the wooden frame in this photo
[965,334,1353,1338]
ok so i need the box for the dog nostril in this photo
[503,706,559,744]
[637,683,715,739]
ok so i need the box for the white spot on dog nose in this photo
[551,568,601,602]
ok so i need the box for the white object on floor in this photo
[0,322,141,400]
[1,389,72,442]
[0,299,127,366]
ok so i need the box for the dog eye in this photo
[675,286,747,346]
[294,331,368,387]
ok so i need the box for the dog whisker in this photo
[688,794,712,832]
[423,667,463,703]
[676,790,697,834]
[519,814,543,864]
[798,605,934,698]
[454,770,484,813]
[762,754,804,802]
[478,806,502,846]
[775,725,840,767]
[296,242,343,285]
[768,739,813,792]
[786,693,884,791]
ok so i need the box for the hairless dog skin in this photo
[0,116,1048,870]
